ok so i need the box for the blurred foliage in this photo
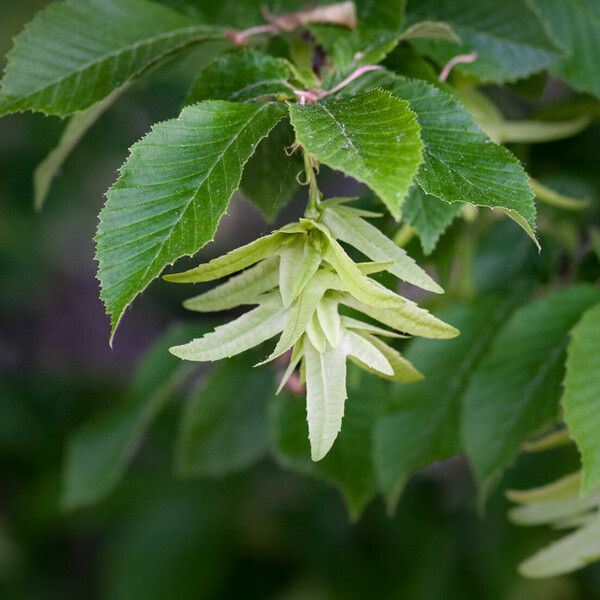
[1,1,600,598]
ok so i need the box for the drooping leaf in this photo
[185,48,295,104]
[563,302,600,494]
[342,71,537,240]
[176,353,276,477]
[270,367,389,517]
[304,337,348,461]
[320,204,443,292]
[240,119,304,221]
[183,258,280,312]
[289,89,423,218]
[0,0,228,116]
[374,300,512,500]
[170,295,288,362]
[61,324,205,510]
[34,87,126,210]
[310,0,407,69]
[406,0,561,83]
[401,186,463,255]
[461,285,600,494]
[530,0,600,99]
[96,100,286,336]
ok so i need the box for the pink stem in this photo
[438,52,478,82]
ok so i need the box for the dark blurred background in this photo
[1,1,600,598]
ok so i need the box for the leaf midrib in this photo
[3,24,224,107]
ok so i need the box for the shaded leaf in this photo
[176,353,276,477]
[374,300,511,499]
[406,0,561,83]
[402,186,463,254]
[61,324,205,509]
[185,48,295,104]
[563,302,600,493]
[461,285,600,494]
[531,0,600,98]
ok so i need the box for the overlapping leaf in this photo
[342,71,537,239]
[289,89,423,218]
[401,186,463,254]
[563,302,600,494]
[406,0,561,83]
[374,299,513,500]
[176,353,276,477]
[461,285,600,494]
[61,324,206,509]
[96,100,286,336]
[0,0,228,116]
[531,0,600,98]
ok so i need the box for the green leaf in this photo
[320,204,443,292]
[304,337,348,461]
[0,0,228,116]
[270,367,389,516]
[185,48,295,104]
[374,299,512,500]
[61,324,204,510]
[310,0,407,69]
[342,72,537,239]
[563,302,600,494]
[240,119,303,221]
[176,353,276,477]
[289,89,423,218]
[530,0,600,98]
[96,100,286,337]
[461,285,600,494]
[170,295,288,362]
[401,186,463,255]
[406,0,561,83]
[34,87,126,210]
[183,258,280,313]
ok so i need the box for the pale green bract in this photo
[167,202,457,461]
[508,470,600,578]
